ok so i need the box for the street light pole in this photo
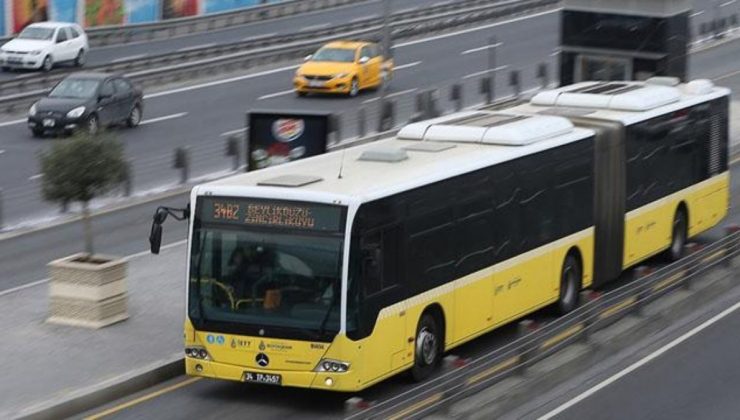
[380,0,392,100]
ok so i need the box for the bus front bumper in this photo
[185,357,356,391]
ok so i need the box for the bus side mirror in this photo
[150,223,163,254]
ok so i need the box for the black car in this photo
[28,72,143,137]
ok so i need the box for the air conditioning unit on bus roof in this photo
[531,81,685,111]
[397,111,574,146]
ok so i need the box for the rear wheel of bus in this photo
[557,254,581,315]
[411,311,443,381]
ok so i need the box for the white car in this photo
[0,22,89,72]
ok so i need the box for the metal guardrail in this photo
[0,0,364,47]
[0,0,558,114]
[350,229,740,420]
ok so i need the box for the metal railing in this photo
[0,0,365,47]
[0,0,559,114]
[349,230,740,420]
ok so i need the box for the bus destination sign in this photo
[200,198,343,232]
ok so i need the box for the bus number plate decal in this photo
[242,371,282,385]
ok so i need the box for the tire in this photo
[665,208,687,262]
[556,255,581,315]
[127,104,142,128]
[411,313,442,382]
[295,90,307,97]
[42,56,53,72]
[1,66,9,72]
[378,69,390,90]
[348,77,359,97]
[31,128,44,138]
[86,114,99,135]
[74,49,86,67]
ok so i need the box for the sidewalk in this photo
[1,244,187,419]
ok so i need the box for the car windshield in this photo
[49,79,100,99]
[311,48,356,63]
[18,27,55,40]
[189,224,345,339]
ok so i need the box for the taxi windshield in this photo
[311,48,356,63]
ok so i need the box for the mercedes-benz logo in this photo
[256,352,270,367]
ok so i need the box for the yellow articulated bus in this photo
[149,78,729,392]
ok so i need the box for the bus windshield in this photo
[188,223,344,340]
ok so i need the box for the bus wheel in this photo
[411,313,441,381]
[557,255,581,315]
[665,209,687,262]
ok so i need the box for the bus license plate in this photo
[242,371,282,385]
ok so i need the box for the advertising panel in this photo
[125,0,158,23]
[85,0,123,26]
[247,110,331,171]
[203,0,257,15]
[0,0,5,35]
[49,0,78,23]
[12,0,48,33]
[161,0,197,19]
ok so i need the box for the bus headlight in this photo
[185,346,211,360]
[315,358,349,372]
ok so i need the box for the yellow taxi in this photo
[293,41,394,97]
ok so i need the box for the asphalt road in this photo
[544,300,740,420]
[0,0,436,81]
[0,8,561,228]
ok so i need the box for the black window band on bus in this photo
[347,138,595,341]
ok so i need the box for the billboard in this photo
[0,0,5,35]
[85,0,123,26]
[203,0,258,15]
[161,0,197,19]
[12,0,48,33]
[125,0,158,23]
[247,110,332,172]
[49,0,78,22]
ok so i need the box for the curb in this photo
[441,262,738,419]
[16,356,184,420]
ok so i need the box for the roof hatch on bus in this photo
[397,112,574,146]
[531,81,682,111]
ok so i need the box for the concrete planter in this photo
[47,253,129,329]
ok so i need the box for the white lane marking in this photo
[395,8,559,48]
[112,54,147,63]
[143,64,300,99]
[139,112,188,125]
[538,299,740,420]
[244,32,277,41]
[28,174,43,181]
[0,150,5,155]
[720,0,736,7]
[177,43,214,52]
[550,49,561,57]
[0,118,26,128]
[0,278,49,298]
[0,240,188,297]
[463,66,508,79]
[361,88,417,104]
[351,15,377,22]
[432,1,452,6]
[395,60,422,70]
[397,7,418,13]
[302,23,330,31]
[258,89,296,100]
[220,127,247,137]
[690,10,705,18]
[461,42,503,55]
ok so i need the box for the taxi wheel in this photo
[348,78,359,97]
[296,90,307,97]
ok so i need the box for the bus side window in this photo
[362,226,401,296]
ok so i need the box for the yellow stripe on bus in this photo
[465,356,520,386]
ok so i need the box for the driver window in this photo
[359,46,371,62]
[56,28,68,43]
[100,81,115,97]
